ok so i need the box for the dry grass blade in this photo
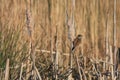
[5,59,9,80]
[19,63,23,80]
[35,66,42,80]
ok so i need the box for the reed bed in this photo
[0,0,120,80]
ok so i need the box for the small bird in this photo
[72,34,82,51]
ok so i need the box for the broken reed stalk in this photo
[5,59,9,80]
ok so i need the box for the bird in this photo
[72,34,82,51]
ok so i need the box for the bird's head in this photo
[77,34,82,39]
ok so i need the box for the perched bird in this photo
[72,34,82,51]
